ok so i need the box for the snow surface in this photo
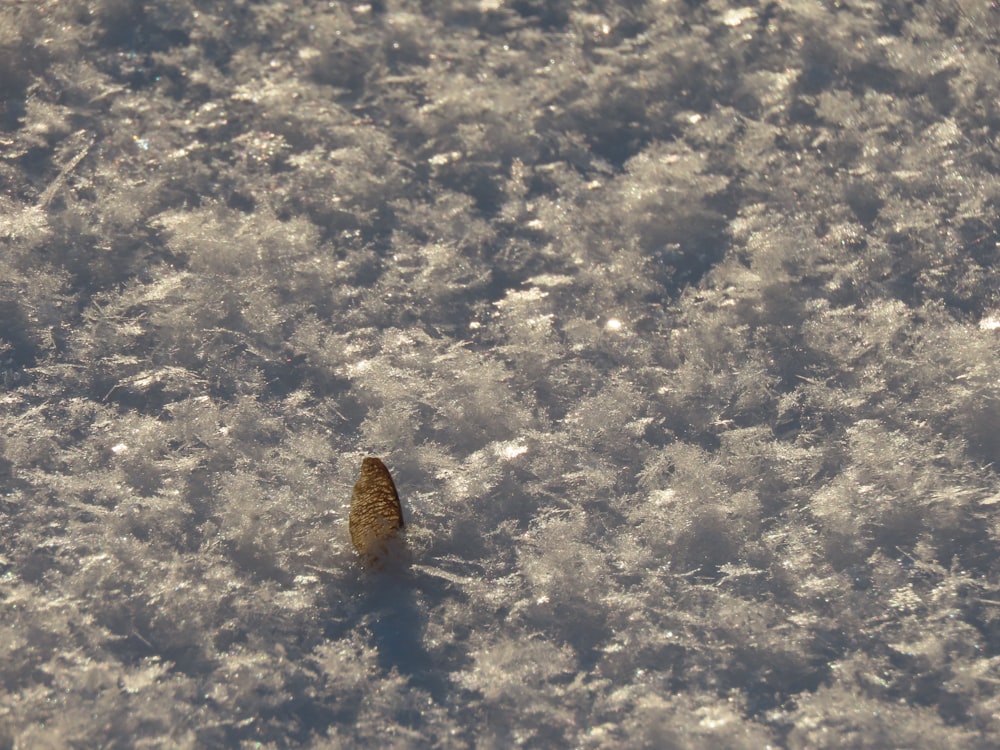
[1,0,1000,747]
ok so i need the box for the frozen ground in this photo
[1,0,999,747]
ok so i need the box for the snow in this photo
[1,0,999,747]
